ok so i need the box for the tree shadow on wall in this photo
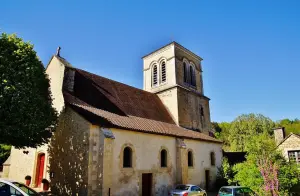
[48,109,89,196]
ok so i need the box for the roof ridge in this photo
[55,55,73,68]
[277,132,300,147]
[71,67,155,96]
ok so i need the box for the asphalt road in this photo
[207,192,217,196]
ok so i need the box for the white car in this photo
[169,184,207,196]
[0,178,40,196]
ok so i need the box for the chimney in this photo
[274,127,286,145]
[63,69,75,93]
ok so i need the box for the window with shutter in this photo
[161,62,166,83]
[152,64,158,86]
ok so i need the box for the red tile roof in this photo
[73,68,175,124]
[64,92,222,143]
[57,59,221,143]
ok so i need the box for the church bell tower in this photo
[142,42,211,134]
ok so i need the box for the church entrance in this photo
[205,170,210,191]
[142,173,152,196]
[35,153,45,187]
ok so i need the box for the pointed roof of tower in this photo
[142,41,203,60]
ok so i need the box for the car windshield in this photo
[175,185,190,190]
[12,182,39,195]
[234,187,254,196]
[219,187,232,194]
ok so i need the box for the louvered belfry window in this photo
[161,62,166,83]
[183,62,188,83]
[152,64,158,86]
[191,66,196,86]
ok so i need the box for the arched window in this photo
[188,151,193,167]
[123,147,132,168]
[152,64,158,87]
[161,62,166,83]
[161,149,167,167]
[190,65,196,86]
[210,152,215,166]
[183,62,189,83]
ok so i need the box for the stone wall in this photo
[49,108,90,196]
[88,126,105,196]
[142,42,211,133]
[107,128,177,196]
[277,134,300,160]
[1,156,11,178]
[174,50,203,94]
[177,87,211,133]
[45,56,66,114]
[8,144,49,188]
[143,44,176,92]
[102,128,222,196]
[274,127,286,145]
[184,139,222,190]
[156,88,179,124]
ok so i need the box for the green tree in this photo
[278,161,300,195]
[233,157,264,194]
[233,133,300,195]
[228,114,275,152]
[216,157,235,187]
[212,121,231,150]
[233,134,275,195]
[0,144,11,165]
[277,118,300,135]
[0,33,57,148]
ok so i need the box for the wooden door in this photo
[36,154,45,187]
[142,173,152,196]
[205,170,210,191]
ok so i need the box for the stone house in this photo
[274,127,300,163]
[5,42,223,196]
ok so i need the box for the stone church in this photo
[5,42,222,196]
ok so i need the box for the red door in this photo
[36,154,45,187]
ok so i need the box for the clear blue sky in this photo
[1,0,299,122]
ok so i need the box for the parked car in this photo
[169,184,207,196]
[217,186,256,196]
[0,178,40,196]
